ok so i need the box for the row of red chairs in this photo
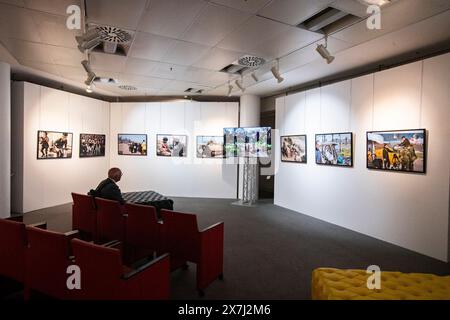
[72,193,224,296]
[0,218,170,299]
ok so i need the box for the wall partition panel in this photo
[274,53,450,262]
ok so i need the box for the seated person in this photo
[89,167,125,204]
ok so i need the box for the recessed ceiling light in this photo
[358,0,390,6]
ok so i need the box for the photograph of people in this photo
[157,135,187,157]
[37,131,73,159]
[367,130,424,173]
[118,134,147,156]
[80,134,106,158]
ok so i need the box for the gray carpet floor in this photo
[10,197,450,300]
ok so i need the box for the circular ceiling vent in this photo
[96,26,132,43]
[118,85,137,91]
[238,55,266,67]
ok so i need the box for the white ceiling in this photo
[0,0,449,98]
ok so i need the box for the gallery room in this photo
[0,0,449,308]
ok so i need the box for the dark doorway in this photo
[259,110,275,200]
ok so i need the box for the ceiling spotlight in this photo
[235,79,245,93]
[251,72,259,82]
[316,36,335,64]
[85,72,96,86]
[270,59,284,84]
[227,82,233,97]
[76,29,102,53]
[85,85,93,93]
[81,60,93,74]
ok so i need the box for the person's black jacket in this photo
[90,178,125,204]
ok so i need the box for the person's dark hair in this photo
[108,167,122,182]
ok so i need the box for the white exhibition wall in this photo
[11,82,110,213]
[109,102,239,199]
[275,53,450,261]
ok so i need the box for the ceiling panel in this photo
[24,0,81,16]
[281,36,353,72]
[217,16,290,57]
[86,0,148,30]
[150,62,188,79]
[117,74,171,90]
[252,26,322,60]
[164,79,212,91]
[0,0,25,6]
[3,38,54,64]
[332,0,450,45]
[90,52,127,73]
[31,11,79,48]
[138,0,206,38]
[129,32,177,61]
[192,47,245,70]
[56,64,87,82]
[330,0,369,18]
[0,4,41,42]
[50,46,84,67]
[20,60,61,77]
[258,0,334,26]
[181,3,251,46]
[125,57,159,76]
[160,40,210,66]
[210,0,272,14]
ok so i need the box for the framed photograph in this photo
[80,134,106,158]
[223,127,272,158]
[367,129,426,174]
[157,134,187,157]
[37,130,73,159]
[196,136,224,158]
[281,135,307,163]
[315,132,353,167]
[118,134,147,156]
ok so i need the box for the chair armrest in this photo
[199,221,224,234]
[6,215,24,222]
[122,253,170,280]
[64,230,80,240]
[102,240,122,249]
[28,221,47,229]
[197,222,224,290]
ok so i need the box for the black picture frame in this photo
[280,135,307,164]
[366,129,427,174]
[117,133,148,156]
[315,132,353,167]
[196,136,225,158]
[37,130,73,160]
[79,133,106,158]
[156,134,188,157]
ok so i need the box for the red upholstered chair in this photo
[25,226,79,300]
[71,239,170,300]
[0,219,27,284]
[124,203,161,261]
[160,209,224,295]
[71,192,97,241]
[0,218,46,284]
[96,197,126,243]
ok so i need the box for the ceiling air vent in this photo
[238,55,265,68]
[118,85,137,91]
[88,24,134,56]
[297,7,360,34]
[220,55,265,75]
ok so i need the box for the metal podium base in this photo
[231,200,259,207]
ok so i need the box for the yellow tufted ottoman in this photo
[312,268,450,300]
